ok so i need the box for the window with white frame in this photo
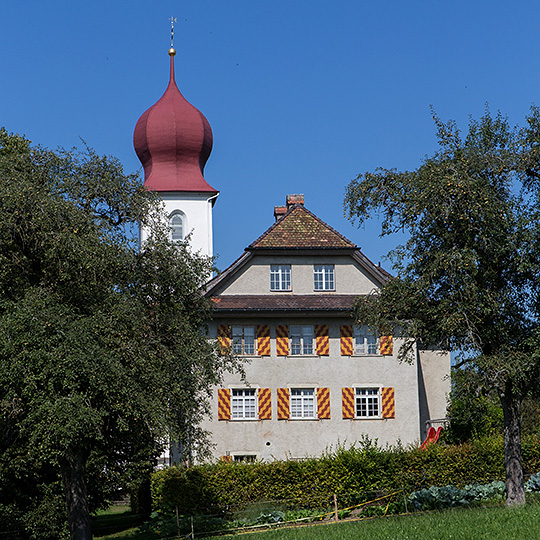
[270,264,291,291]
[290,388,316,418]
[313,264,335,290]
[232,326,256,355]
[233,455,257,463]
[231,389,257,419]
[354,325,378,355]
[355,388,380,418]
[169,212,185,242]
[290,325,314,355]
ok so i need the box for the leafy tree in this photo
[446,365,540,444]
[0,129,236,539]
[344,107,540,505]
[445,365,503,443]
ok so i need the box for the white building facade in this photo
[203,195,450,462]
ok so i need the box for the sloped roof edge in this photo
[351,251,392,284]
[204,251,252,296]
[210,294,360,312]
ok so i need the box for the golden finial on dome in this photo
[169,16,177,55]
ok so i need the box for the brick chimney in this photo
[274,194,304,222]
[286,194,304,209]
[274,205,287,222]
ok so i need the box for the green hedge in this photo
[151,436,540,516]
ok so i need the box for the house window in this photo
[233,455,257,463]
[290,325,313,355]
[355,388,380,418]
[290,388,316,418]
[270,265,291,291]
[314,264,335,290]
[232,326,255,355]
[354,326,378,355]
[169,212,184,242]
[231,389,256,419]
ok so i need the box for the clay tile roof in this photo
[249,205,356,249]
[211,294,358,312]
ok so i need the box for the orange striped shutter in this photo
[257,325,271,356]
[342,387,355,419]
[317,387,331,419]
[276,325,289,356]
[258,388,272,420]
[218,388,231,420]
[381,387,395,418]
[379,335,393,356]
[315,325,329,356]
[217,324,231,353]
[277,388,290,419]
[340,325,353,355]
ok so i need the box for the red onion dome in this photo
[133,49,217,193]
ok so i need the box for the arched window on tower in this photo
[169,211,185,242]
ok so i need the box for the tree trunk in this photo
[59,451,92,540]
[501,384,525,506]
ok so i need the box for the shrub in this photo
[150,435,540,516]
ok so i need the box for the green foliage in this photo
[150,437,540,516]
[445,365,503,443]
[344,106,540,504]
[0,129,237,538]
[408,481,506,511]
[282,508,323,522]
[129,472,152,518]
[344,106,540,368]
[446,366,540,444]
[525,473,540,492]
[255,511,285,524]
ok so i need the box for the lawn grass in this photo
[215,504,540,540]
[93,503,540,540]
[91,505,151,539]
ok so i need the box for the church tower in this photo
[133,45,218,257]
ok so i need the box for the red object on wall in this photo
[420,426,443,449]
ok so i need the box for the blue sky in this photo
[2,1,539,271]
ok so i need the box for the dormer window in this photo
[169,211,185,242]
[270,265,291,291]
[314,264,334,290]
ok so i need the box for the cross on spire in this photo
[169,16,177,48]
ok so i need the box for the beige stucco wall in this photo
[213,255,381,296]
[199,252,451,462]
[201,319,423,461]
[417,349,451,438]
